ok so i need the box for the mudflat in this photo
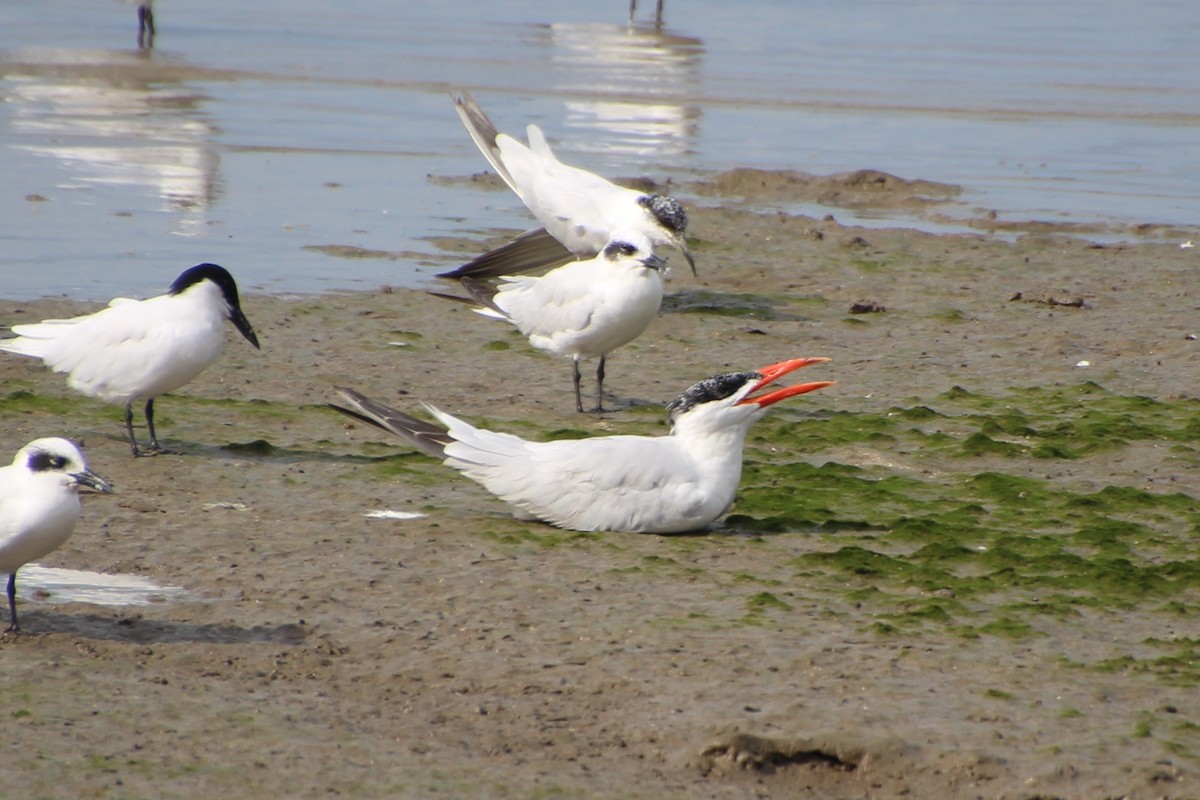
[2,171,1198,798]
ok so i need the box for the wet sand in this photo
[2,176,1199,798]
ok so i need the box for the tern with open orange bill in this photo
[330,357,833,534]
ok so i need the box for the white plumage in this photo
[446,232,666,413]
[0,438,112,632]
[441,91,694,280]
[331,357,833,534]
[0,263,260,456]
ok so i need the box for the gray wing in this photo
[437,227,576,280]
[452,90,517,193]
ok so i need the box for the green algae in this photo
[745,591,792,613]
[2,388,107,417]
[43,369,1182,683]
[722,382,1200,658]
[1071,638,1200,687]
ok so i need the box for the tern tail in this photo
[330,387,452,459]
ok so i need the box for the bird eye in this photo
[604,241,639,259]
[28,451,70,472]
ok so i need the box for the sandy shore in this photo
[2,173,1199,798]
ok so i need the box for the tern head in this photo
[638,194,696,276]
[667,358,834,434]
[16,438,114,494]
[601,233,668,273]
[169,263,261,349]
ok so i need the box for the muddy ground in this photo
[2,170,1199,798]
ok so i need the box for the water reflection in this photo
[530,21,703,160]
[3,48,218,236]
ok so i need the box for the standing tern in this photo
[440,90,695,280]
[0,438,112,632]
[330,357,833,534]
[0,263,260,457]
[437,232,666,413]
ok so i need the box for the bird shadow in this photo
[11,610,308,646]
[662,289,817,322]
[105,436,381,466]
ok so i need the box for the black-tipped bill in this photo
[231,306,260,349]
[677,237,697,276]
[72,468,114,494]
[641,253,668,272]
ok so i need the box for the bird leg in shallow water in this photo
[137,5,155,48]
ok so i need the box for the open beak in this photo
[735,357,834,408]
[72,468,114,494]
[675,236,697,277]
[231,307,261,349]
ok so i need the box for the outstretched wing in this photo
[437,227,575,280]
[452,90,517,194]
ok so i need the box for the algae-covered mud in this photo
[2,198,1199,798]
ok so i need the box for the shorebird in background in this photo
[0,438,112,632]
[330,357,833,533]
[629,0,666,27]
[130,0,155,47]
[0,264,260,457]
[436,232,666,413]
[442,90,695,280]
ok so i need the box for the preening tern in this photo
[441,90,695,280]
[0,438,112,632]
[0,264,260,457]
[436,232,666,413]
[330,357,833,534]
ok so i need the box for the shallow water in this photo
[18,564,187,606]
[1,0,1197,299]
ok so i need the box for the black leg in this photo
[124,401,143,457]
[6,572,19,633]
[590,355,608,414]
[138,6,155,48]
[572,359,584,413]
[127,399,173,457]
[145,398,161,451]
[143,398,180,455]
